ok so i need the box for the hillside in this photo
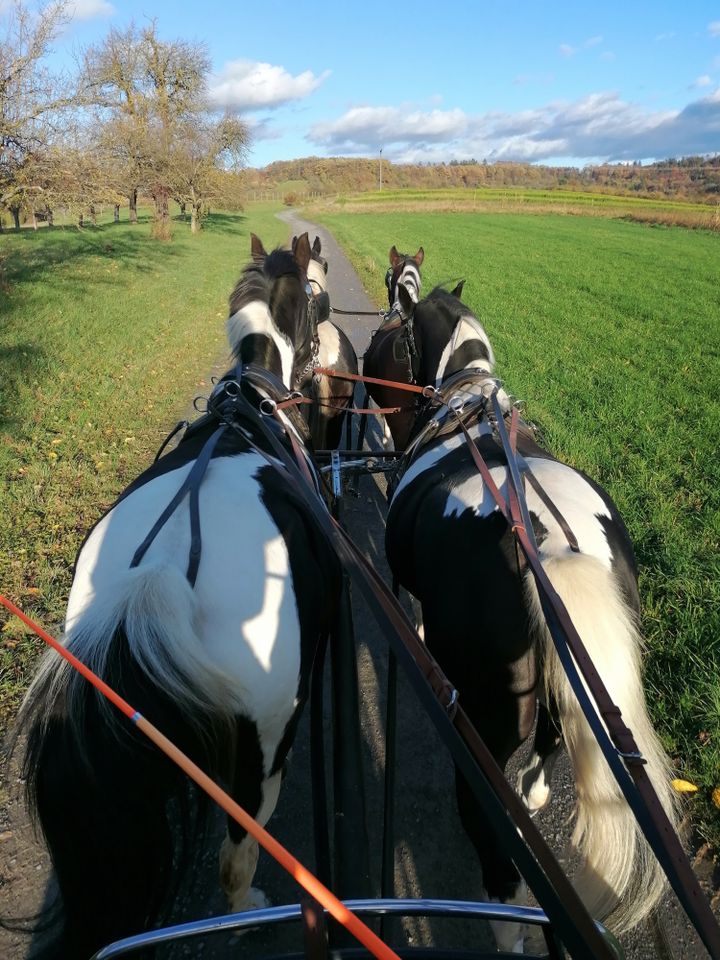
[242,155,720,205]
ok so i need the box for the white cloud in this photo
[310,105,467,149]
[305,90,720,164]
[559,36,603,58]
[709,21,720,37]
[68,0,114,19]
[208,60,329,112]
[694,75,713,88]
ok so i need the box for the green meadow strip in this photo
[312,208,720,845]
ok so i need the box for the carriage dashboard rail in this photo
[91,898,625,960]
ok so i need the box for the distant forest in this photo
[244,155,720,204]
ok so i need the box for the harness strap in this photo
[130,425,227,586]
[330,306,386,317]
[314,366,429,394]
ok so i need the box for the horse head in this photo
[228,233,319,395]
[386,244,424,316]
[396,279,492,389]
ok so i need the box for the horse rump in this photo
[16,564,237,959]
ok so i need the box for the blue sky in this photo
[47,1,720,167]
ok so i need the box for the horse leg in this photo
[219,729,282,912]
[452,657,538,954]
[516,697,563,813]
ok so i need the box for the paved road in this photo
[1,211,715,960]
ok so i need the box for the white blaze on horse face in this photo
[227,299,295,388]
[394,262,421,308]
[307,258,327,294]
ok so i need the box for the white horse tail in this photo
[16,563,243,959]
[21,562,241,740]
[525,552,679,933]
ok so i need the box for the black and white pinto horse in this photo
[362,245,424,450]
[385,285,678,952]
[293,234,358,449]
[17,233,339,959]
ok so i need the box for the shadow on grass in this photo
[0,211,248,306]
[0,222,176,297]
[171,211,248,235]
[0,343,47,431]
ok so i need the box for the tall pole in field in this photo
[379,147,383,191]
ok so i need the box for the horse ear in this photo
[312,236,322,255]
[293,232,312,272]
[251,234,267,261]
[389,245,401,268]
[398,282,415,319]
[414,247,424,267]
[451,279,465,300]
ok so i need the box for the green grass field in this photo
[312,208,720,843]
[0,204,288,738]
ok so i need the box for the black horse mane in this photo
[422,285,468,321]
[229,248,302,317]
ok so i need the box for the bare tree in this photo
[0,0,77,229]
[169,114,250,232]
[84,21,212,235]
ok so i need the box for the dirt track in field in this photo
[1,210,717,960]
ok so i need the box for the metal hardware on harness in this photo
[617,749,648,766]
[448,395,465,414]
[422,384,438,399]
[330,450,342,498]
[260,397,278,416]
[445,688,459,716]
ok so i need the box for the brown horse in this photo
[361,245,424,450]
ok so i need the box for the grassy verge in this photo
[0,204,289,739]
[310,207,720,846]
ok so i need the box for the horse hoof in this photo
[516,760,551,813]
[230,885,269,913]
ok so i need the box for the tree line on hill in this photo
[0,0,249,235]
[245,155,720,205]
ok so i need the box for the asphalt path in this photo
[1,210,716,960]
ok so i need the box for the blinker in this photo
[314,291,330,323]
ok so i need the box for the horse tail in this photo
[16,563,240,959]
[525,553,679,933]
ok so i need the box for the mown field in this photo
[0,204,288,744]
[329,187,719,230]
[310,207,720,844]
